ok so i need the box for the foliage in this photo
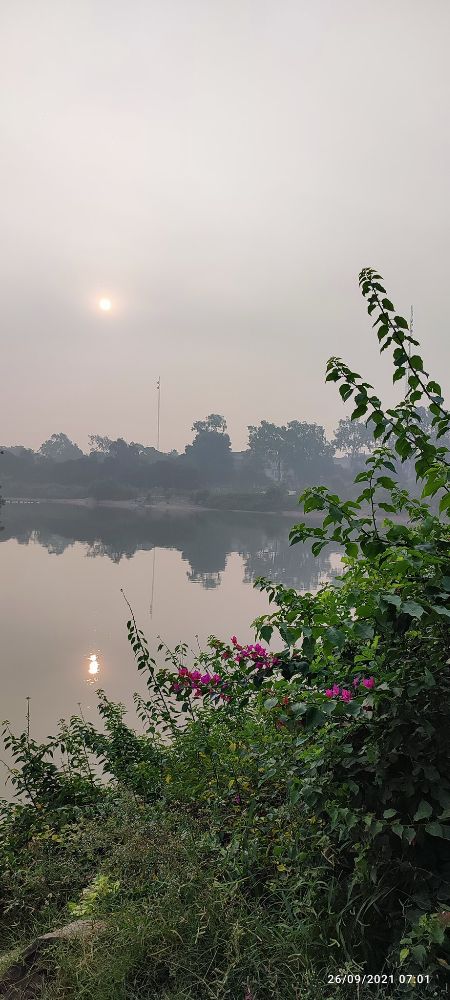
[185,419,233,485]
[1,268,450,998]
[332,417,374,459]
[192,413,228,435]
[38,433,84,462]
[248,419,334,484]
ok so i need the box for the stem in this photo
[372,289,448,420]
[122,590,177,736]
[76,704,96,788]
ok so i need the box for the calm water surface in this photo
[0,502,340,779]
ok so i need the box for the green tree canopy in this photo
[185,417,232,485]
[248,420,333,484]
[192,414,227,435]
[38,433,84,462]
[332,417,373,459]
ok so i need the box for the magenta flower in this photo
[200,672,211,685]
[178,667,189,677]
[341,689,352,703]
[332,684,341,697]
[325,688,334,698]
[352,676,360,687]
[363,677,375,689]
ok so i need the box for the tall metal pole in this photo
[156,376,161,451]
[405,307,413,397]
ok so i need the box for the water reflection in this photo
[88,653,99,676]
[0,503,343,793]
[0,502,338,592]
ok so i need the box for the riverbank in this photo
[4,496,302,517]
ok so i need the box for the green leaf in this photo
[376,476,396,489]
[383,808,397,819]
[382,593,401,608]
[432,605,450,619]
[351,404,368,419]
[339,384,353,401]
[399,947,410,963]
[425,822,443,837]
[264,698,278,710]
[414,800,433,822]
[353,622,374,640]
[401,601,424,619]
[439,493,450,514]
[382,298,395,311]
[345,542,359,558]
[394,316,409,329]
[411,945,427,962]
[325,627,346,649]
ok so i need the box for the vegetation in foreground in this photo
[1,269,450,999]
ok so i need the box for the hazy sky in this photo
[1,0,449,453]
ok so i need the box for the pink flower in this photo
[363,677,375,689]
[332,684,341,697]
[190,670,201,682]
[352,677,360,687]
[221,650,231,660]
[325,688,334,698]
[178,667,189,677]
[200,673,211,685]
[212,673,221,684]
[341,689,352,703]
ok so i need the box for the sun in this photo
[98,297,112,312]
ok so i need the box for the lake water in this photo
[0,502,340,788]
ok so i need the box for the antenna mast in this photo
[405,306,413,397]
[156,376,161,451]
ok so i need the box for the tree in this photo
[38,433,84,462]
[248,420,333,484]
[88,435,114,455]
[185,419,232,485]
[332,418,373,461]
[283,421,334,482]
[248,422,286,482]
[192,414,227,435]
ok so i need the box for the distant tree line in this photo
[1,410,435,501]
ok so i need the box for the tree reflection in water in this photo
[1,503,339,592]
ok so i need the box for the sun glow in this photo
[88,653,99,675]
[98,297,112,312]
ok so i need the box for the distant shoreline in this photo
[4,497,302,517]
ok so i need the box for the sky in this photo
[1,0,449,453]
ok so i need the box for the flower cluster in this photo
[325,677,375,702]
[171,667,226,700]
[228,636,280,672]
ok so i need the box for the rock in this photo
[0,920,106,998]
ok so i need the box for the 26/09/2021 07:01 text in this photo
[327,973,433,986]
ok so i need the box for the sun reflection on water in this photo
[88,653,100,677]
